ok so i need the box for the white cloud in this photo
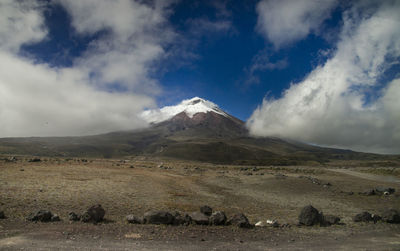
[0,0,175,137]
[0,51,152,137]
[0,0,47,52]
[59,0,176,91]
[256,0,338,48]
[248,1,400,154]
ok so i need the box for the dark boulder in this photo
[68,212,80,221]
[298,205,322,226]
[200,205,213,216]
[190,212,209,225]
[353,212,374,222]
[27,210,53,222]
[51,214,60,222]
[227,213,252,228]
[210,211,227,225]
[126,215,143,224]
[375,187,395,195]
[0,211,4,219]
[381,209,400,224]
[172,212,191,226]
[143,210,174,225]
[81,204,105,223]
[323,215,340,225]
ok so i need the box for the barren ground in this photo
[0,157,399,250]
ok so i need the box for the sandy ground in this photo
[0,157,399,250]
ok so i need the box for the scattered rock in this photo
[126,215,143,224]
[299,176,320,184]
[255,221,266,227]
[143,210,174,225]
[28,158,41,162]
[172,212,191,226]
[190,212,209,225]
[375,187,395,195]
[266,219,280,227]
[227,213,252,228]
[275,173,287,179]
[200,205,213,216]
[0,211,5,219]
[5,156,17,162]
[19,169,24,171]
[372,214,382,223]
[381,209,400,224]
[68,212,80,221]
[209,211,227,225]
[323,215,341,225]
[81,204,105,223]
[298,205,322,226]
[27,210,53,222]
[51,214,61,222]
[129,165,135,169]
[353,212,374,222]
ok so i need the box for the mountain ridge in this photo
[0,97,396,165]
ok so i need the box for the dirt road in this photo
[329,169,400,184]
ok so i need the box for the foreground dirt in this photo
[0,157,399,250]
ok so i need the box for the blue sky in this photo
[20,0,336,120]
[0,0,399,154]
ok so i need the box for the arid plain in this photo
[1,156,399,250]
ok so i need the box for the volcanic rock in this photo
[68,212,80,221]
[143,210,174,225]
[323,215,341,225]
[190,212,209,225]
[172,212,192,226]
[200,205,213,216]
[353,212,374,222]
[227,213,252,228]
[209,211,227,225]
[81,204,105,223]
[126,215,143,224]
[381,209,400,223]
[298,205,322,226]
[27,210,53,222]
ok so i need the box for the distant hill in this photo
[0,97,396,165]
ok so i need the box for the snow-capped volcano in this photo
[140,97,229,124]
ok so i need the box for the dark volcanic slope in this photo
[0,111,391,165]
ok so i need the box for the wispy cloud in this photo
[248,1,400,154]
[244,49,288,85]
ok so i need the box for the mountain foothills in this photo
[0,98,397,165]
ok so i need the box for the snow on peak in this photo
[140,97,228,123]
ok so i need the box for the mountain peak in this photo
[140,97,228,124]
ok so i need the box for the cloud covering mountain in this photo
[248,1,400,154]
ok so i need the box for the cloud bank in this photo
[248,1,400,154]
[0,0,175,137]
[256,0,338,48]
